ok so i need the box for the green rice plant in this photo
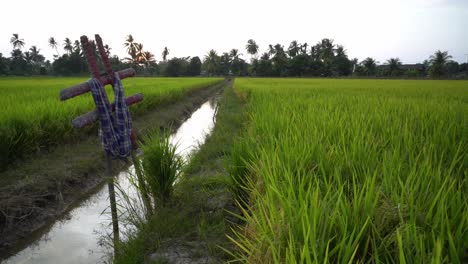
[227,138,256,207]
[227,78,467,263]
[140,130,184,207]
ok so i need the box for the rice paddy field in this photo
[0,77,223,169]
[229,79,467,263]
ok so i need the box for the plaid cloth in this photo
[88,73,133,159]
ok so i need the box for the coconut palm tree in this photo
[10,33,25,49]
[124,34,137,61]
[29,46,40,59]
[268,44,275,56]
[335,45,346,57]
[386,58,402,76]
[162,47,169,62]
[63,38,73,54]
[29,46,44,63]
[28,46,45,73]
[143,51,155,64]
[204,49,219,75]
[230,49,241,60]
[73,40,81,54]
[134,43,144,64]
[24,51,32,64]
[288,40,300,57]
[219,52,231,75]
[301,43,308,55]
[260,52,270,61]
[271,44,287,76]
[428,50,452,77]
[272,44,286,60]
[361,57,377,76]
[142,51,155,73]
[10,49,24,60]
[319,38,335,62]
[245,39,259,60]
[49,37,60,56]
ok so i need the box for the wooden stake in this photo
[106,154,120,253]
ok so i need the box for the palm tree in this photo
[271,44,287,76]
[63,38,73,54]
[335,45,346,57]
[10,33,25,49]
[268,44,275,56]
[273,44,286,60]
[204,49,219,75]
[319,38,335,62]
[134,43,144,64]
[10,49,24,60]
[162,47,169,62]
[428,50,452,77]
[288,40,300,57]
[361,57,377,76]
[49,37,60,56]
[385,58,402,76]
[28,46,45,73]
[29,46,44,63]
[301,43,308,55]
[124,34,138,62]
[24,51,32,64]
[142,51,155,72]
[73,40,81,54]
[245,39,259,60]
[229,49,241,60]
[143,51,155,63]
[220,52,231,75]
[260,52,270,60]
[29,46,40,59]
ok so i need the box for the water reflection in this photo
[171,99,217,160]
[3,99,218,264]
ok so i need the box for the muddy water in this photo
[2,97,219,264]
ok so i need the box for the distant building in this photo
[377,63,426,76]
[399,64,425,72]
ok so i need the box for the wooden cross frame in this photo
[59,34,143,251]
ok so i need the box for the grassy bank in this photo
[115,82,246,263]
[0,77,223,169]
[229,78,467,263]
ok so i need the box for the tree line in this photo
[240,39,466,78]
[1,33,467,78]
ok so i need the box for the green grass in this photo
[0,77,223,169]
[228,78,467,263]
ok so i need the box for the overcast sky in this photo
[1,0,467,64]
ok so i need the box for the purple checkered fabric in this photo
[88,73,133,159]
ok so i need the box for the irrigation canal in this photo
[2,96,220,264]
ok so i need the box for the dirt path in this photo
[0,80,227,257]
